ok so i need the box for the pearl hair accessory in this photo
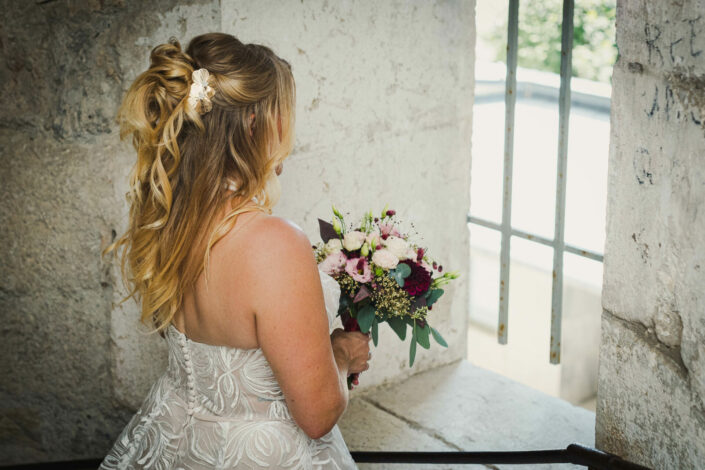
[187,68,215,114]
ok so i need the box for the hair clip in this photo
[187,68,215,114]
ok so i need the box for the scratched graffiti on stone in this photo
[633,147,654,186]
[644,16,703,68]
[642,17,705,129]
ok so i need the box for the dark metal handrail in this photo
[350,444,652,469]
[2,444,653,469]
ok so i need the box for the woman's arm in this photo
[242,215,370,439]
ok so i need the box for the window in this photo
[468,0,615,406]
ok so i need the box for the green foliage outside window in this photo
[485,0,617,83]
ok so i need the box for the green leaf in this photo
[371,318,379,347]
[426,288,444,307]
[416,323,431,350]
[387,316,407,340]
[390,270,405,288]
[431,327,448,348]
[409,326,417,367]
[395,263,412,279]
[356,305,375,333]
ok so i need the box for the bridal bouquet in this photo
[314,206,459,389]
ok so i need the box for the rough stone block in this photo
[599,6,705,466]
[597,312,705,468]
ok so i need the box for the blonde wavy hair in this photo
[102,33,296,333]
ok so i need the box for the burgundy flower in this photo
[399,259,432,296]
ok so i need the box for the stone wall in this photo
[597,1,705,467]
[0,0,221,464]
[0,1,474,463]
[221,0,475,391]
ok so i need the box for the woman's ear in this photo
[248,113,256,137]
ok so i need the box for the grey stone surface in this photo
[339,397,466,470]
[2,0,475,464]
[340,360,595,470]
[0,0,219,464]
[597,1,705,468]
[222,0,476,390]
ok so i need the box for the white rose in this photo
[372,249,399,269]
[404,247,418,260]
[343,231,366,251]
[384,236,409,259]
[325,238,343,254]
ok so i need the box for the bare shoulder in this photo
[238,214,316,271]
[246,214,310,250]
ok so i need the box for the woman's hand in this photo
[331,329,371,374]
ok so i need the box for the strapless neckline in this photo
[169,267,340,350]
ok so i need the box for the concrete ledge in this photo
[339,360,595,470]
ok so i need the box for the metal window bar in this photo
[468,0,593,364]
[497,0,520,345]
[550,0,575,364]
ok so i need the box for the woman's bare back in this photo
[172,200,272,349]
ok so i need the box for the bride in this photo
[100,32,370,469]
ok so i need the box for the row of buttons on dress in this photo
[178,334,198,416]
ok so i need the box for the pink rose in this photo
[345,257,372,283]
[319,251,347,276]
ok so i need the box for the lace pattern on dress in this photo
[100,268,355,470]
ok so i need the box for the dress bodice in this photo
[165,268,343,422]
[100,267,355,470]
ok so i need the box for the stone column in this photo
[597,1,705,468]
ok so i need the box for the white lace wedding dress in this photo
[100,268,357,469]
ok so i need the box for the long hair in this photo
[102,33,296,333]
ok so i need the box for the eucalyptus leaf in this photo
[409,326,417,367]
[426,288,444,307]
[431,327,448,348]
[356,305,375,333]
[387,317,407,340]
[395,262,411,279]
[416,323,431,350]
[371,318,379,347]
[389,269,406,288]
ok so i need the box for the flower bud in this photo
[332,205,344,219]
[361,243,370,257]
[333,218,342,235]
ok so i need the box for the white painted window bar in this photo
[467,0,604,364]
